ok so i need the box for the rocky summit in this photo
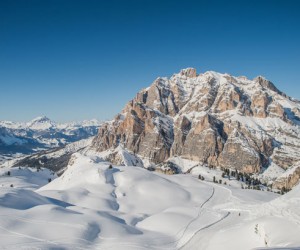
[90,68,300,188]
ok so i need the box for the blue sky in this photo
[1,0,300,122]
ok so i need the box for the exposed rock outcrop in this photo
[273,165,300,190]
[90,68,300,188]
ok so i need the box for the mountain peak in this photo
[30,116,52,123]
[253,75,282,94]
[28,116,55,130]
[179,68,197,78]
[91,68,300,189]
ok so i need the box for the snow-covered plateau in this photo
[0,152,299,250]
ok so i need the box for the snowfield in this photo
[0,153,299,249]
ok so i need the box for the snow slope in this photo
[0,153,299,249]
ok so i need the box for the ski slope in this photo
[0,153,299,249]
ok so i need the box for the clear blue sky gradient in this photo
[1,0,300,122]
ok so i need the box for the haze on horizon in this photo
[1,0,300,123]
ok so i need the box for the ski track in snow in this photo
[174,186,215,248]
[179,211,231,250]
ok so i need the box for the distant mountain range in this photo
[0,116,101,162]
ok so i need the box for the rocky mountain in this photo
[89,68,300,189]
[0,116,101,162]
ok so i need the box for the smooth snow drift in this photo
[0,153,299,249]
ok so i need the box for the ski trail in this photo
[179,212,231,250]
[98,185,216,250]
[174,187,215,246]
[178,181,232,249]
[150,186,216,249]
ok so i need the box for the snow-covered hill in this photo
[0,152,299,249]
[0,116,101,163]
[10,137,94,175]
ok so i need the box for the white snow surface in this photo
[0,153,299,249]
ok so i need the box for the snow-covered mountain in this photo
[0,116,101,162]
[89,68,300,189]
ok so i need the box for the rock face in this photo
[90,68,300,186]
[273,165,300,190]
